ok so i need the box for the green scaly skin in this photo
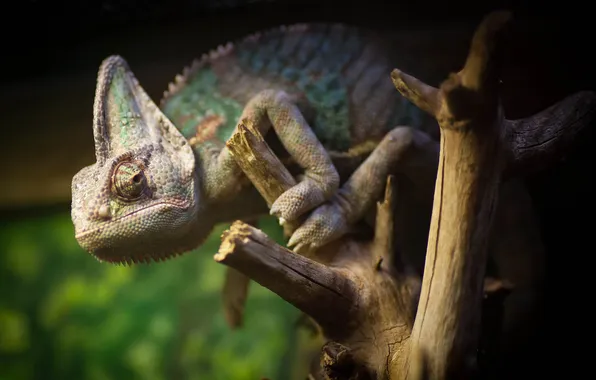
[71,23,441,263]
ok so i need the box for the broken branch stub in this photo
[373,175,396,271]
[226,119,303,237]
[214,221,357,336]
[226,119,297,207]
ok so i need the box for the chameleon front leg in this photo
[288,126,439,254]
[203,89,340,223]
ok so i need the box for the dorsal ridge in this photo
[159,23,320,107]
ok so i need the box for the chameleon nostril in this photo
[98,204,112,219]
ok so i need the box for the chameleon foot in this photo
[270,174,336,222]
[236,89,339,221]
[287,192,351,254]
[288,126,439,254]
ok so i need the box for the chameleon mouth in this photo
[74,201,189,240]
[75,201,194,264]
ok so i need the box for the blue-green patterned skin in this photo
[161,69,244,147]
[160,24,434,153]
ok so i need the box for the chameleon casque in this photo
[71,23,442,264]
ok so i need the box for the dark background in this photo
[1,0,593,378]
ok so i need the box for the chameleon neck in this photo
[192,144,269,223]
[162,68,243,148]
[205,185,269,223]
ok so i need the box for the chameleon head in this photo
[71,55,203,264]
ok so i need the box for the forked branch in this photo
[392,37,596,176]
[212,9,590,380]
[219,119,420,379]
[391,10,596,379]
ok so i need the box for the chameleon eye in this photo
[112,161,147,200]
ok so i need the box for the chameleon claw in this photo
[294,242,318,256]
[279,217,286,226]
[292,243,307,255]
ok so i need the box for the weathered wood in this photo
[392,11,512,378]
[221,267,251,328]
[214,221,357,337]
[226,119,297,207]
[391,10,596,379]
[216,10,596,379]
[221,119,300,328]
[373,175,396,271]
[219,114,420,379]
[226,119,302,237]
[504,90,596,176]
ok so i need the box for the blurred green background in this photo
[0,210,319,380]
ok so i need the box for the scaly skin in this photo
[71,24,438,263]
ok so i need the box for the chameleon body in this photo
[71,24,439,264]
[160,24,428,151]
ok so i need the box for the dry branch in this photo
[226,119,301,236]
[213,10,592,378]
[373,175,413,277]
[393,12,511,378]
[222,118,363,337]
[226,119,297,205]
[219,117,420,379]
[391,10,596,379]
[373,175,396,271]
[220,119,301,328]
[504,90,596,175]
[391,11,510,378]
[214,221,357,336]
[221,267,250,328]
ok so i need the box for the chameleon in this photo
[71,23,442,264]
